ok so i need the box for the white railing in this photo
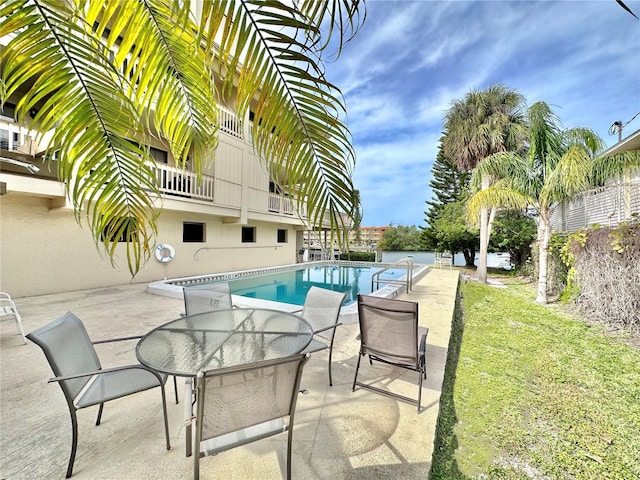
[268,193,296,215]
[219,105,243,140]
[148,162,215,201]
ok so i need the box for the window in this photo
[277,229,287,243]
[183,222,205,242]
[101,217,139,243]
[150,147,168,164]
[242,226,256,243]
[0,103,16,122]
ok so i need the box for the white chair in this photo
[1,292,26,344]
[293,286,346,387]
[433,251,453,269]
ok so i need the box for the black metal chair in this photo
[194,353,309,480]
[352,294,428,413]
[27,312,171,478]
[293,286,346,387]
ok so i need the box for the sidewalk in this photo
[0,268,459,479]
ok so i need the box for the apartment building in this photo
[347,226,391,247]
[1,102,321,297]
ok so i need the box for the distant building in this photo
[347,225,391,247]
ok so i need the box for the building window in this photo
[242,226,256,243]
[183,222,205,242]
[101,217,139,243]
[150,147,168,164]
[277,229,287,243]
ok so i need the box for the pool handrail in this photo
[371,256,414,294]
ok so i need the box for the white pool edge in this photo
[148,260,429,322]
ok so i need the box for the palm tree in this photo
[442,84,527,282]
[1,0,365,274]
[466,101,634,304]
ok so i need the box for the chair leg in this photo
[159,384,171,451]
[66,409,79,478]
[352,354,362,392]
[286,428,293,480]
[14,312,26,344]
[327,343,334,387]
[173,376,179,404]
[95,403,104,426]
[417,370,423,414]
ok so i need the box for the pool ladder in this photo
[371,256,414,294]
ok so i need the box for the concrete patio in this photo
[0,268,459,480]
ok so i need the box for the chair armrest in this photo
[312,322,343,335]
[92,334,143,345]
[48,364,161,383]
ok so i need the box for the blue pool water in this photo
[201,265,408,306]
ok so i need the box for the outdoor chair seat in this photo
[292,286,347,387]
[352,294,428,413]
[0,292,26,344]
[27,312,171,478]
[194,353,309,480]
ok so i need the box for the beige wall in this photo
[0,194,298,297]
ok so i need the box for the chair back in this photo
[357,294,419,367]
[184,283,233,316]
[26,312,101,402]
[301,286,346,338]
[195,353,309,455]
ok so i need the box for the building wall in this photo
[0,194,298,297]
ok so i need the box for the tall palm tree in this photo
[1,0,365,274]
[465,101,634,304]
[442,84,527,282]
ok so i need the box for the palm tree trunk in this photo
[476,175,491,283]
[536,215,551,304]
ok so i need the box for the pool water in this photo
[203,265,407,306]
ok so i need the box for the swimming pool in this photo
[214,265,407,306]
[148,260,428,312]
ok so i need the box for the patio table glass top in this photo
[136,308,313,376]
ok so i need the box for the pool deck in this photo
[0,267,459,480]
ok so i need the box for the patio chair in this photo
[26,312,171,478]
[352,294,428,413]
[433,251,453,269]
[293,286,347,387]
[193,353,310,480]
[183,282,234,316]
[0,292,26,344]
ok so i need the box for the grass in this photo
[430,277,640,480]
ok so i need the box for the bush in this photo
[339,251,376,261]
[565,221,640,333]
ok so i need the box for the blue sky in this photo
[322,0,640,227]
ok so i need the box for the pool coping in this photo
[147,260,429,321]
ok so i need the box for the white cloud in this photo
[325,0,640,226]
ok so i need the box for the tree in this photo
[1,0,365,274]
[467,101,640,303]
[350,189,363,245]
[442,84,527,283]
[489,210,537,268]
[424,142,471,228]
[378,225,423,251]
[432,202,479,267]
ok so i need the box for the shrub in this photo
[339,251,376,261]
[565,221,640,333]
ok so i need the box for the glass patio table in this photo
[136,308,313,456]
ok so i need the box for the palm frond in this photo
[466,186,532,226]
[196,0,363,245]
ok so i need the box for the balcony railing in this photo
[268,193,295,216]
[148,162,215,201]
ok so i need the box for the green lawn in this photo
[431,279,640,480]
